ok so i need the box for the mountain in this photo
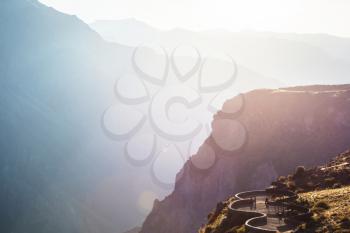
[91,20,285,92]
[90,19,350,86]
[0,2,288,232]
[4,2,350,233]
[90,19,158,46]
[140,84,350,233]
[199,150,350,233]
[0,1,152,233]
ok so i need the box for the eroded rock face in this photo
[140,85,350,233]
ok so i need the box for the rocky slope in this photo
[198,150,350,233]
[140,85,350,233]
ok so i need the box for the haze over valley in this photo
[1,1,350,233]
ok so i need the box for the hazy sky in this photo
[39,0,350,37]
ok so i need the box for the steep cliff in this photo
[140,84,350,233]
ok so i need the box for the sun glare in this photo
[39,0,350,36]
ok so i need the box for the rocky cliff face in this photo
[140,85,350,233]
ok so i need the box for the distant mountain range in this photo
[91,18,350,86]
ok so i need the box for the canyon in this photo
[140,85,350,233]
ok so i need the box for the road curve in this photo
[228,189,311,233]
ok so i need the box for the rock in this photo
[140,85,350,233]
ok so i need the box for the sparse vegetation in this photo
[287,180,296,191]
[235,225,246,233]
[340,217,350,229]
[281,151,350,232]
[314,201,330,210]
[278,176,287,182]
[277,150,350,193]
[199,151,350,233]
[295,166,306,177]
[198,197,245,233]
[298,186,350,232]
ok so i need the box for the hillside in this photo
[199,150,350,233]
[298,186,350,233]
[278,150,350,232]
[274,150,350,192]
[140,85,350,233]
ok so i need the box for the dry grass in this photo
[198,197,247,233]
[299,186,350,232]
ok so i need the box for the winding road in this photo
[229,189,311,233]
[236,196,294,232]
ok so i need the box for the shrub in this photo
[296,188,305,193]
[235,225,246,233]
[314,201,330,210]
[204,226,212,233]
[295,223,306,232]
[311,215,320,222]
[341,217,350,229]
[325,177,336,184]
[307,215,321,227]
[295,166,306,177]
[297,198,310,207]
[306,181,314,189]
[287,181,296,190]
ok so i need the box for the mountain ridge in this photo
[90,19,350,86]
[140,84,350,233]
[0,1,145,233]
